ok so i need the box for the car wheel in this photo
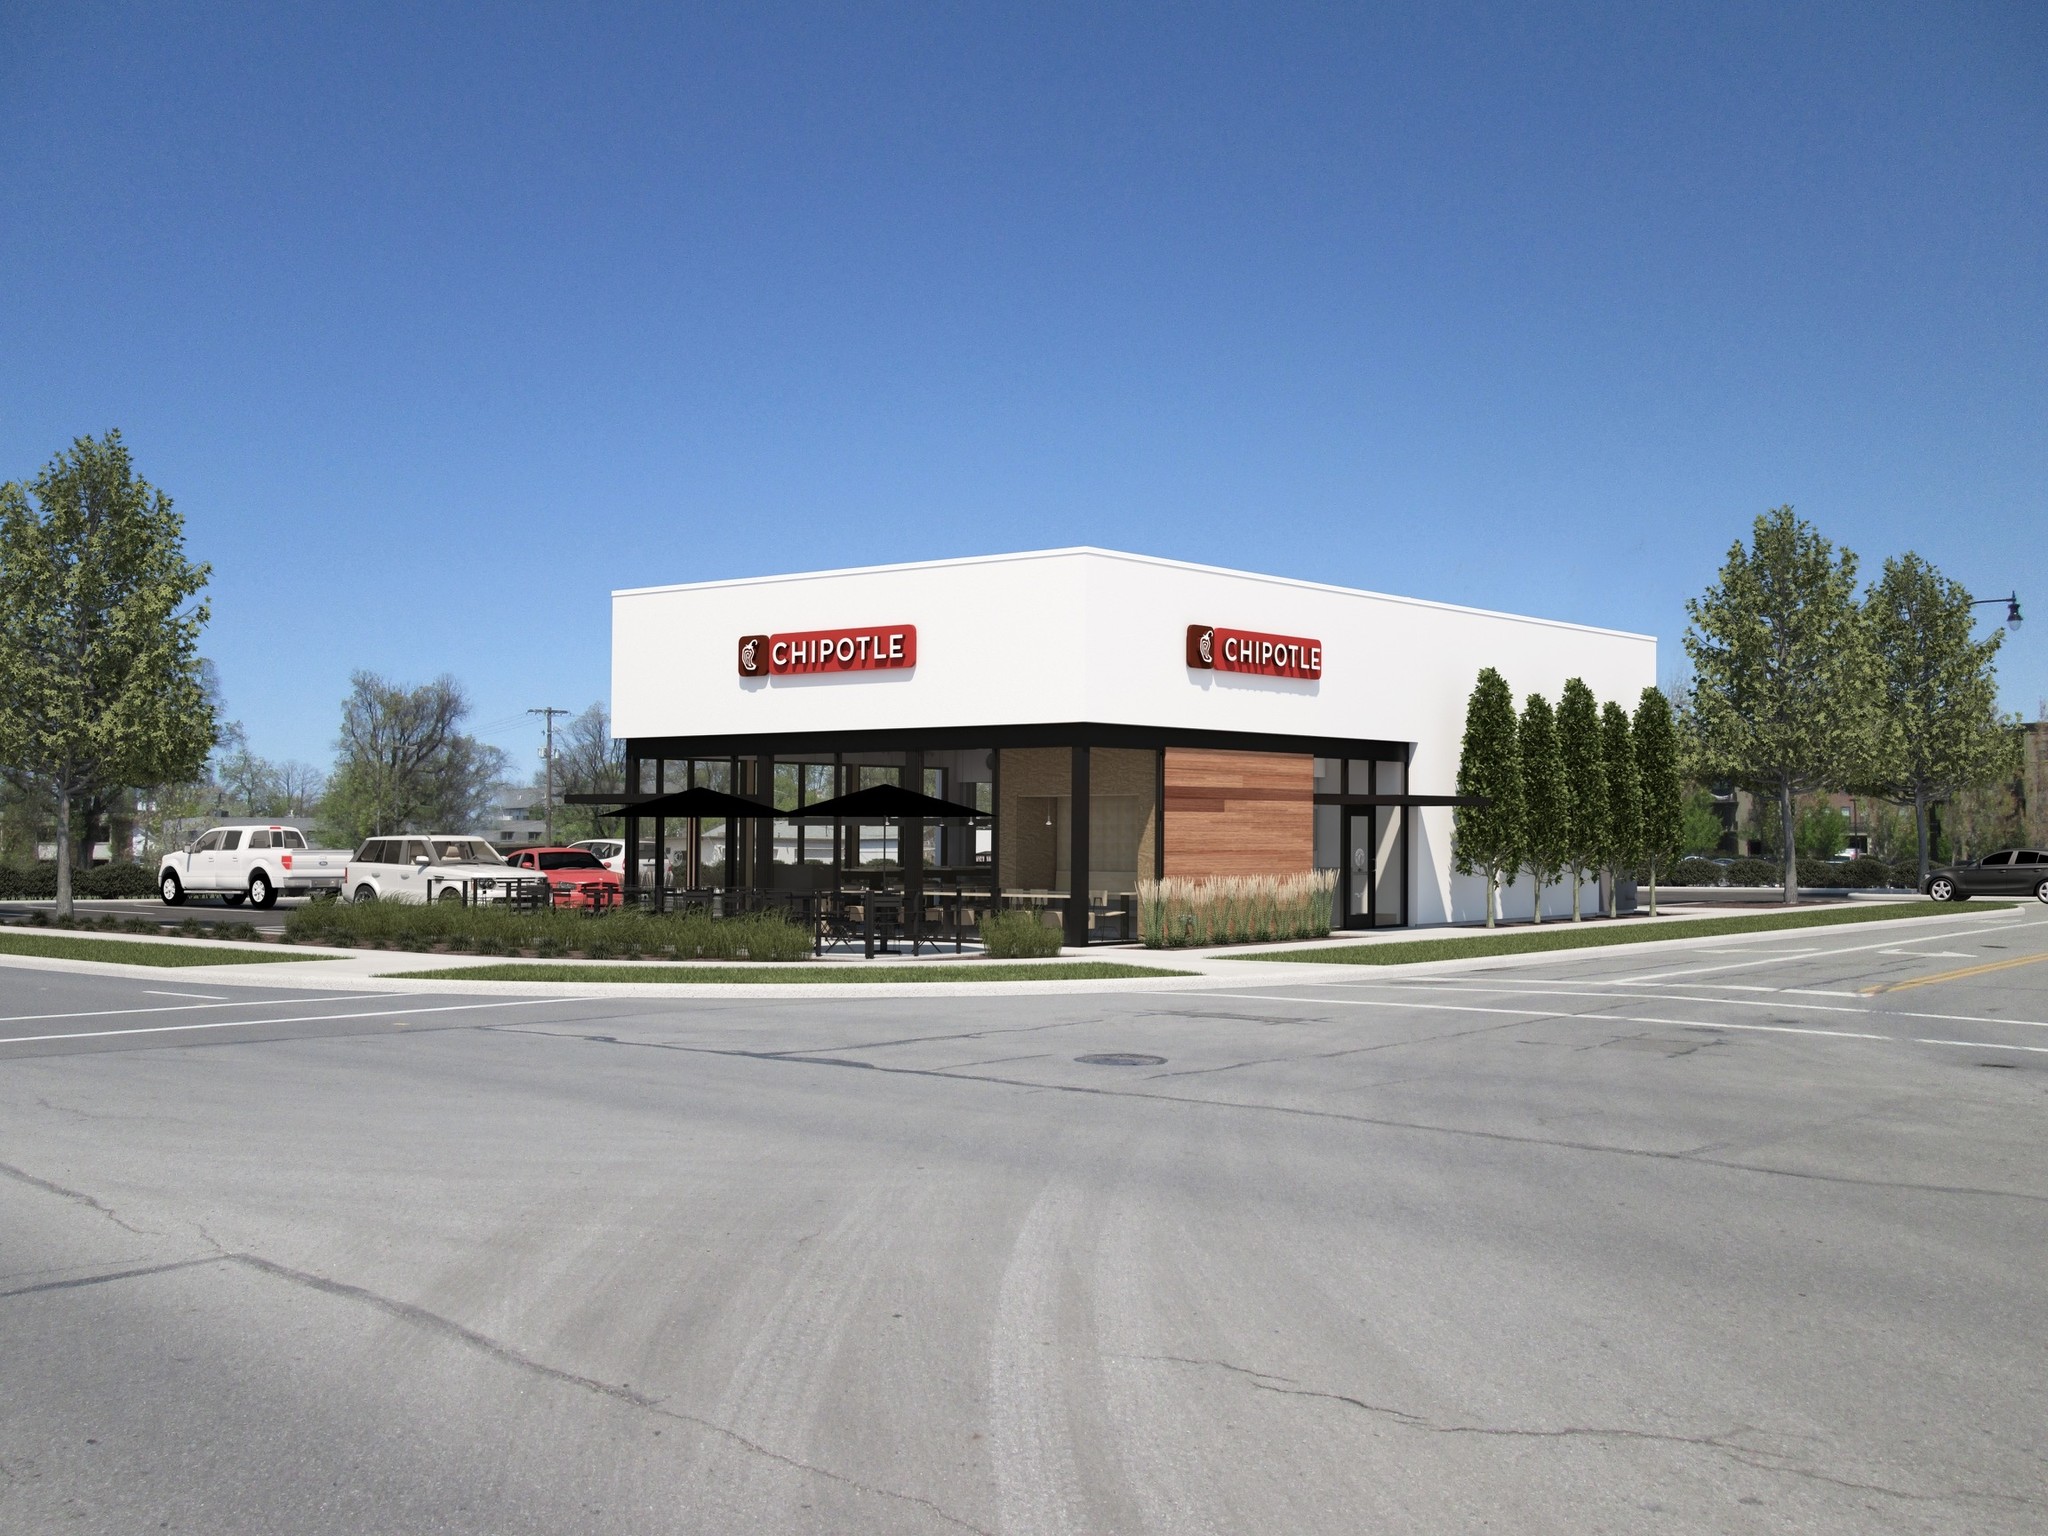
[221,892,246,907]
[160,871,185,906]
[1927,877,1955,902]
[2036,878,2048,904]
[354,885,378,904]
[249,872,276,909]
[437,888,465,905]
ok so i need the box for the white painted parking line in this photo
[1915,1038,2048,1056]
[0,997,565,1047]
[143,990,226,1000]
[0,994,428,1025]
[1330,979,2048,1033]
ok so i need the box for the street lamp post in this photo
[1967,592,2023,631]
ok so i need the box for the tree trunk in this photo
[1485,867,1496,929]
[54,777,73,920]
[1530,870,1543,924]
[1648,859,1658,919]
[1570,868,1582,921]
[1780,779,1799,906]
[1913,785,1929,888]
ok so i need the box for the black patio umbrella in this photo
[783,783,988,821]
[596,787,779,819]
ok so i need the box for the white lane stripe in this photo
[1685,1020,1889,1041]
[0,997,565,1046]
[1916,1038,2048,1055]
[1319,980,2048,1032]
[0,993,429,1025]
[142,990,226,1000]
[1177,991,2033,1054]
[1614,921,2023,981]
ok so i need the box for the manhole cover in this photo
[1076,1053,1166,1067]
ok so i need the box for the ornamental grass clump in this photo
[979,909,1064,958]
[281,900,812,961]
[1137,871,1337,948]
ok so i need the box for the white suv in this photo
[344,835,549,906]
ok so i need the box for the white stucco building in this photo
[609,548,1655,940]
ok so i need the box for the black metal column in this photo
[623,747,643,901]
[1065,744,1090,948]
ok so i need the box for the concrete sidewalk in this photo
[1,900,2026,1000]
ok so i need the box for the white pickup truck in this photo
[159,824,349,908]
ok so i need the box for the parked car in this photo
[503,847,625,909]
[159,824,349,908]
[1922,848,2048,903]
[343,835,550,905]
[568,838,625,874]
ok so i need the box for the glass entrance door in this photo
[1347,812,1372,925]
[1344,806,1407,927]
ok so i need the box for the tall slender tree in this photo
[1555,678,1606,920]
[1857,553,2009,887]
[1684,507,1876,903]
[1518,692,1567,924]
[0,433,216,916]
[1634,687,1682,916]
[1601,700,1642,912]
[1452,668,1522,928]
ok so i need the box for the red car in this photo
[503,847,625,910]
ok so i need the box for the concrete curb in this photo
[3,904,2030,999]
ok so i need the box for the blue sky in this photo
[3,2,2042,771]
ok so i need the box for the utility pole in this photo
[528,707,567,844]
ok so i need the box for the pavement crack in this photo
[0,1255,226,1299]
[491,1029,2048,1205]
[220,1251,993,1535]
[0,1159,160,1235]
[1149,1358,2033,1509]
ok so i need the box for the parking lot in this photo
[2,905,2044,1533]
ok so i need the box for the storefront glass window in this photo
[1088,748,1156,902]
[998,747,1071,897]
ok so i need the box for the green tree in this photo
[1452,668,1522,928]
[1601,701,1642,911]
[0,432,216,915]
[1793,800,1848,859]
[1679,787,1724,855]
[1555,678,1606,921]
[1857,552,2010,886]
[1518,692,1566,924]
[1634,686,1682,915]
[1683,507,1875,903]
[320,672,507,844]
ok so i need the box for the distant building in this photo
[2024,721,2048,847]
[482,784,548,847]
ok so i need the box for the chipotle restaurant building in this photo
[610,548,1656,944]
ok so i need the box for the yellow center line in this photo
[1864,950,2048,995]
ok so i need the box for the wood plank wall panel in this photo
[1162,749,1313,877]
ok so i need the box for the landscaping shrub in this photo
[1137,871,1337,948]
[0,862,160,900]
[280,898,812,961]
[1648,857,1911,890]
[1669,856,1726,886]
[979,909,1064,958]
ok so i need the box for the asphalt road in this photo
[2,907,2045,1533]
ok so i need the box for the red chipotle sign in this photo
[1186,624,1322,680]
[738,625,917,677]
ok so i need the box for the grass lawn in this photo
[0,930,324,967]
[379,960,1193,984]
[1248,900,2016,966]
